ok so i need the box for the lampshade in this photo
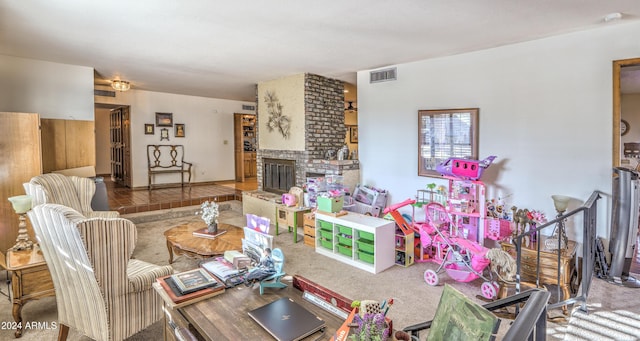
[111,80,131,92]
[8,195,32,214]
[551,195,570,212]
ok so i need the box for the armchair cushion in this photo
[128,259,173,293]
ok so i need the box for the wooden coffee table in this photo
[164,222,244,264]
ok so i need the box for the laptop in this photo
[248,297,326,341]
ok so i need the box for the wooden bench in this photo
[147,145,193,190]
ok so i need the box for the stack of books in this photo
[156,268,225,308]
[200,257,247,287]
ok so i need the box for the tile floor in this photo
[105,177,257,215]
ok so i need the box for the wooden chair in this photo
[259,248,287,295]
[147,145,193,190]
[27,203,174,341]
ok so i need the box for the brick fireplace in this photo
[256,73,359,194]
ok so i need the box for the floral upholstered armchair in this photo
[27,203,173,341]
[24,173,119,218]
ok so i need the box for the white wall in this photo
[257,74,305,150]
[95,86,255,187]
[357,21,640,244]
[0,55,94,120]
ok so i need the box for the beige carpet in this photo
[1,202,639,340]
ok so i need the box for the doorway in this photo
[613,57,640,168]
[109,106,131,187]
[613,58,640,275]
[234,113,257,182]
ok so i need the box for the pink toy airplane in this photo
[435,155,496,180]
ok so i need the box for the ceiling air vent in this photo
[94,89,116,97]
[242,104,256,111]
[370,67,397,83]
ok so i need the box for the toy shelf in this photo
[395,227,414,267]
[315,211,395,274]
[445,176,486,245]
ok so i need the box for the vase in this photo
[207,222,218,234]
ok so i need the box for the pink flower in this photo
[527,210,547,225]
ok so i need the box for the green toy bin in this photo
[319,229,333,240]
[317,196,344,213]
[358,250,375,264]
[356,239,374,253]
[337,225,352,236]
[358,230,374,242]
[337,234,352,245]
[337,244,353,257]
[318,220,333,230]
[320,238,333,250]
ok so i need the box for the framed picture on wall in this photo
[144,124,155,135]
[156,112,173,127]
[175,124,185,137]
[349,126,358,143]
[160,128,170,141]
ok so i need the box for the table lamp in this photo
[545,195,570,250]
[8,195,34,251]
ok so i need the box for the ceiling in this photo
[1,1,640,102]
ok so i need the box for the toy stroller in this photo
[420,202,500,299]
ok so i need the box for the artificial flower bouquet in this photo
[197,200,219,226]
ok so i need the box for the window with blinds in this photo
[418,108,479,177]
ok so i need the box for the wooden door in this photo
[0,112,42,253]
[234,113,245,182]
[110,106,131,187]
[121,107,131,187]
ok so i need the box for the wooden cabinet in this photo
[500,236,577,314]
[303,212,316,247]
[244,152,257,177]
[234,113,256,182]
[40,118,95,173]
[0,112,42,253]
[315,211,395,274]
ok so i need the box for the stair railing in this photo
[512,190,602,313]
